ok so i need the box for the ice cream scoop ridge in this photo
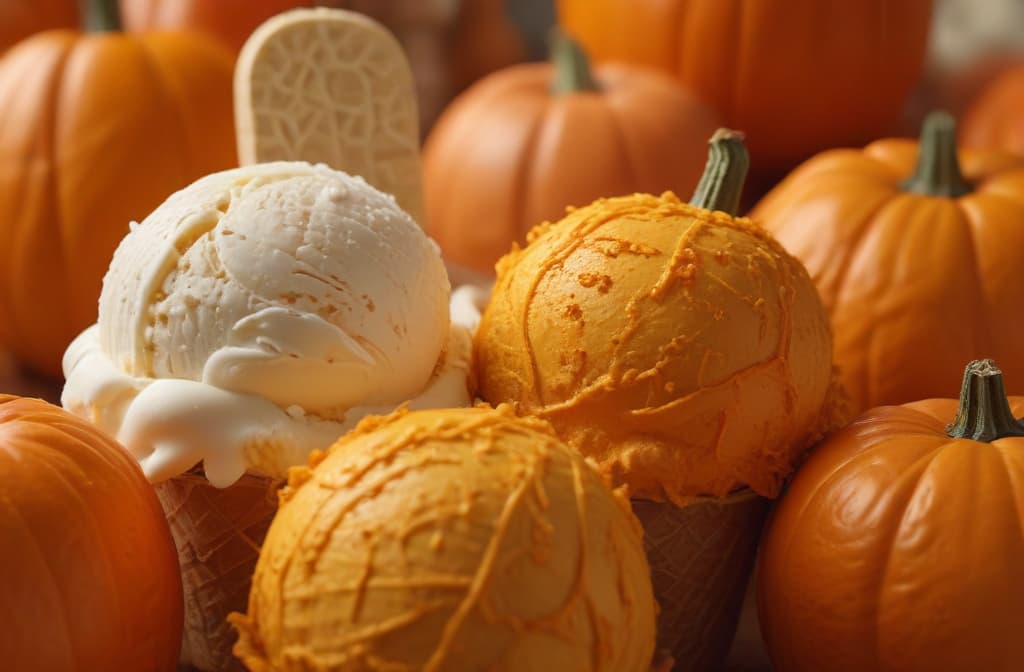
[231,405,657,671]
[62,161,472,488]
[476,190,842,503]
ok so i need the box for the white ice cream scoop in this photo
[63,161,472,487]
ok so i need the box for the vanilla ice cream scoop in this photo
[63,161,471,488]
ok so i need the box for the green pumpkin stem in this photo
[900,111,972,198]
[550,31,599,94]
[82,0,121,32]
[688,129,749,216]
[946,359,1024,441]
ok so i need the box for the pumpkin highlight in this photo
[423,32,721,275]
[752,111,1024,413]
[0,395,183,671]
[0,17,237,377]
[558,0,933,171]
[757,359,1024,671]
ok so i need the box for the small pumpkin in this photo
[751,111,1024,414]
[0,0,78,53]
[557,0,933,172]
[0,0,237,377]
[0,395,183,670]
[120,0,311,53]
[757,359,1024,671]
[423,33,721,275]
[962,64,1024,156]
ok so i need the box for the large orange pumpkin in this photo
[962,64,1024,156]
[120,0,311,53]
[0,395,183,670]
[0,6,237,378]
[751,111,1024,414]
[423,33,721,275]
[757,359,1024,671]
[558,0,933,172]
[0,0,78,53]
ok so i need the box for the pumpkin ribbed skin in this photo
[0,29,236,377]
[558,0,933,171]
[752,131,1024,414]
[758,392,1024,672]
[0,395,183,671]
[423,60,721,275]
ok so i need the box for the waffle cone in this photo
[632,491,769,672]
[154,471,281,672]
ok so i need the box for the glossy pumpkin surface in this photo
[0,395,183,670]
[424,35,721,275]
[758,360,1024,671]
[558,0,933,171]
[0,28,237,377]
[752,112,1024,413]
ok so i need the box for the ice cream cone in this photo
[631,491,770,672]
[234,7,424,225]
[154,470,282,672]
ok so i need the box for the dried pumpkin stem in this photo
[82,0,121,32]
[900,111,972,198]
[550,31,599,94]
[946,359,1024,441]
[688,129,749,216]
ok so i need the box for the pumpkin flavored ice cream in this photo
[475,130,846,669]
[230,405,658,671]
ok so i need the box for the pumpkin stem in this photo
[82,0,121,32]
[946,359,1024,441]
[688,129,749,216]
[900,111,972,198]
[550,31,599,94]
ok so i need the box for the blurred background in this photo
[5,0,1021,137]
[3,1,1024,670]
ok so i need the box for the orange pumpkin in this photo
[0,395,183,670]
[120,0,311,53]
[0,5,237,378]
[751,111,1024,414]
[962,64,1024,156]
[557,0,933,172]
[757,359,1024,671]
[0,0,78,53]
[423,33,721,275]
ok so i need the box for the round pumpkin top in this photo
[475,186,840,504]
[757,359,1024,671]
[0,394,182,671]
[752,112,1024,413]
[231,404,656,671]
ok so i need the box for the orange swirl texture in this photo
[231,405,656,671]
[476,191,839,503]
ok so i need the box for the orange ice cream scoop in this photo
[230,405,657,671]
[476,132,840,504]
